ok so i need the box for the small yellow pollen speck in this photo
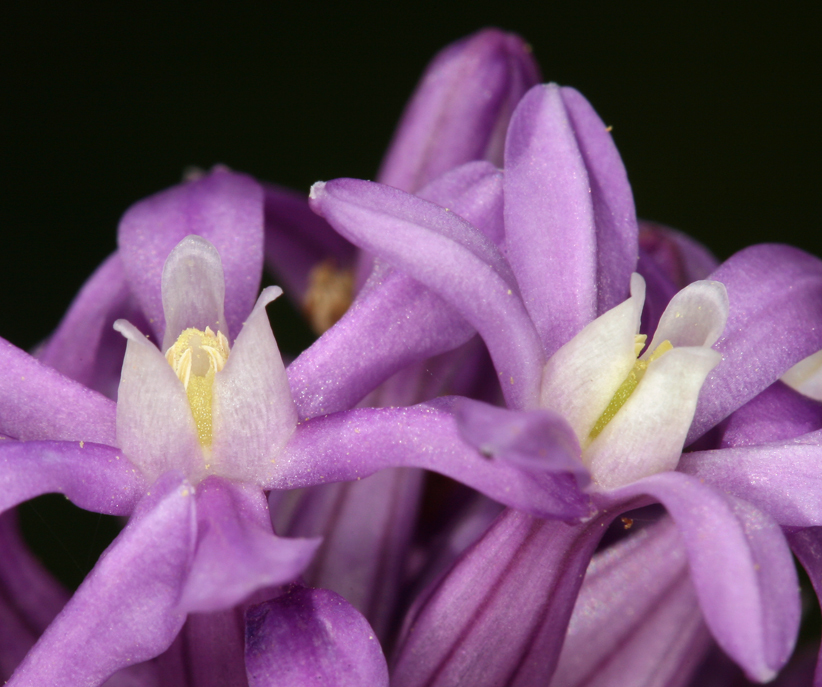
[115,455,120,460]
[166,327,230,447]
[21,376,25,381]
[510,376,515,385]
[181,489,189,497]
[605,125,613,132]
[507,289,512,295]
[79,441,84,448]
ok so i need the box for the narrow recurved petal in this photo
[392,509,608,687]
[0,337,116,444]
[687,244,822,443]
[603,472,800,681]
[678,429,822,528]
[378,28,539,194]
[0,440,146,516]
[560,87,639,315]
[245,587,389,687]
[552,517,711,687]
[38,251,148,399]
[118,167,263,342]
[6,472,195,687]
[114,319,202,481]
[212,287,297,483]
[179,477,319,614]
[269,397,589,520]
[277,468,424,640]
[503,84,597,354]
[718,381,822,449]
[310,179,544,410]
[263,182,356,303]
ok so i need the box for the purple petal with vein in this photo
[310,179,544,409]
[719,380,822,448]
[378,28,539,194]
[7,472,195,687]
[552,517,710,687]
[504,85,598,352]
[180,477,319,614]
[560,87,638,314]
[263,182,356,302]
[276,468,424,639]
[0,440,145,516]
[392,509,607,687]
[603,472,799,681]
[0,338,116,444]
[38,252,147,399]
[270,398,589,519]
[679,430,822,528]
[245,586,389,687]
[0,512,68,680]
[688,244,822,443]
[118,168,263,342]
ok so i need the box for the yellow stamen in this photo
[166,326,230,446]
[589,338,673,439]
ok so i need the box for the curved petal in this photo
[179,477,319,613]
[638,220,720,288]
[118,167,263,342]
[378,28,539,193]
[310,178,544,410]
[645,279,728,352]
[786,528,822,687]
[678,430,822,527]
[719,380,822,448]
[552,517,710,687]
[541,273,644,440]
[114,320,201,481]
[392,509,607,687]
[270,398,590,519]
[212,287,297,483]
[38,251,145,399]
[245,587,389,687]
[783,349,822,401]
[503,84,597,352]
[637,244,680,340]
[0,337,116,444]
[688,244,822,443]
[160,235,228,350]
[560,86,639,315]
[602,472,800,681]
[0,440,146,516]
[263,182,356,302]
[7,472,196,687]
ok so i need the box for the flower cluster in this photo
[3,28,822,687]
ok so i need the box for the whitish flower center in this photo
[165,326,230,446]
[589,335,673,440]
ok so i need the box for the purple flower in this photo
[308,82,822,683]
[0,164,582,685]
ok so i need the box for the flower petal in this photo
[37,251,147,399]
[275,468,424,639]
[719,380,822,448]
[688,244,822,443]
[0,337,116,444]
[7,472,195,687]
[783,349,822,401]
[678,430,822,527]
[118,167,263,342]
[392,509,606,687]
[263,182,356,302]
[503,84,597,353]
[540,273,644,441]
[0,440,146,515]
[377,29,539,194]
[270,398,590,519]
[245,586,389,687]
[160,235,228,350]
[309,178,545,410]
[552,517,710,687]
[560,86,639,315]
[114,319,201,481]
[645,279,728,352]
[180,477,319,614]
[638,220,720,288]
[603,472,800,681]
[212,286,297,483]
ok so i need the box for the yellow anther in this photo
[166,327,230,446]
[634,334,648,357]
[589,339,673,440]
